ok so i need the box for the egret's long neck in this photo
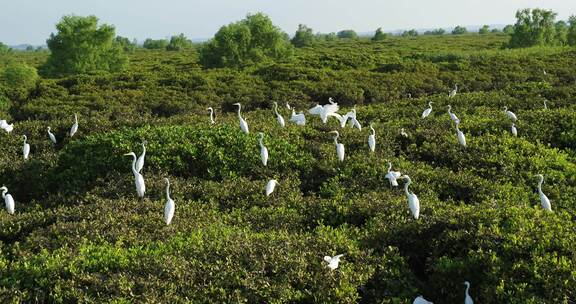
[130,155,138,175]
[538,177,544,192]
[465,285,469,295]
[166,181,171,201]
[274,103,279,115]
[404,180,411,196]
[333,135,338,145]
[258,137,264,148]
[370,127,375,136]
[387,163,392,172]
[236,106,242,118]
[429,102,432,109]
[1,189,6,198]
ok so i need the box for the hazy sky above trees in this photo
[1,0,575,44]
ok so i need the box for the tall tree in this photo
[42,15,127,76]
[372,28,388,41]
[503,25,514,34]
[479,25,490,34]
[143,39,168,49]
[337,30,358,39]
[569,16,576,46]
[200,13,293,68]
[0,42,11,54]
[291,24,315,47]
[166,33,193,51]
[509,8,558,48]
[114,36,137,52]
[452,26,468,35]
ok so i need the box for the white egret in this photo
[368,124,376,152]
[413,296,434,304]
[511,123,517,137]
[233,103,249,134]
[447,105,460,124]
[258,132,269,166]
[309,98,341,124]
[456,122,467,147]
[401,175,420,220]
[543,99,548,110]
[421,102,433,118]
[385,162,401,187]
[339,107,361,130]
[273,102,285,128]
[535,174,552,211]
[329,131,345,162]
[0,120,6,129]
[290,109,306,126]
[400,128,409,138]
[47,127,57,144]
[464,281,474,304]
[136,141,146,173]
[503,106,518,122]
[207,107,215,124]
[3,123,13,133]
[124,152,146,198]
[163,178,175,225]
[69,114,78,137]
[323,254,344,270]
[0,186,15,215]
[265,179,279,196]
[286,102,291,110]
[22,135,30,160]
[449,84,458,98]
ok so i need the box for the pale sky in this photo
[1,0,575,45]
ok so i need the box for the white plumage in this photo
[265,179,278,196]
[22,135,30,160]
[535,174,552,211]
[402,175,420,219]
[421,102,433,118]
[163,178,175,225]
[47,127,57,144]
[0,186,15,215]
[273,102,285,128]
[323,254,344,270]
[330,131,345,161]
[368,124,376,152]
[233,103,249,134]
[258,132,269,166]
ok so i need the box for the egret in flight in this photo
[385,162,401,187]
[503,106,518,122]
[309,98,341,124]
[447,105,460,124]
[329,131,345,161]
[413,296,434,304]
[163,178,175,225]
[124,152,145,198]
[233,103,249,134]
[368,124,376,152]
[511,123,517,137]
[47,127,57,144]
[449,84,458,98]
[69,114,78,137]
[0,186,15,214]
[401,175,420,219]
[273,102,285,128]
[258,132,269,166]
[136,141,146,173]
[464,281,474,304]
[421,102,433,118]
[534,174,552,211]
[22,135,30,160]
[324,254,344,270]
[265,179,279,196]
[207,107,215,124]
[456,122,467,147]
[290,109,306,126]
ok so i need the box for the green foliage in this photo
[291,24,316,47]
[401,29,419,37]
[199,13,293,68]
[503,25,514,34]
[1,62,38,101]
[41,15,128,77]
[166,33,193,51]
[372,28,388,41]
[424,28,445,35]
[114,36,137,52]
[568,16,576,46]
[479,25,490,34]
[509,8,559,48]
[337,30,358,39]
[452,26,468,35]
[142,38,168,49]
[0,42,11,54]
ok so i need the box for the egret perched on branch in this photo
[421,102,433,118]
[401,175,420,219]
[503,106,517,122]
[69,114,78,137]
[413,296,434,304]
[207,107,215,124]
[329,131,345,161]
[47,127,57,144]
[385,162,401,187]
[163,178,175,225]
[511,123,517,137]
[290,109,306,126]
[233,103,249,134]
[265,179,279,196]
[0,120,13,133]
[447,105,460,124]
[449,84,458,98]
[324,254,344,270]
[463,281,474,304]
[368,124,376,152]
[455,122,467,147]
[136,141,146,173]
[273,102,285,128]
[124,152,146,198]
[0,186,15,214]
[534,174,552,211]
[258,132,269,166]
[22,135,30,160]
